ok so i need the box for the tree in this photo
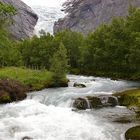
[50,42,68,81]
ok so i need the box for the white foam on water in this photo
[0,75,139,140]
[0,100,111,140]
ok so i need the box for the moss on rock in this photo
[0,79,27,104]
[114,89,140,117]
[125,125,140,140]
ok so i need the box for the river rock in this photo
[0,79,27,104]
[73,96,102,110]
[73,82,86,88]
[107,96,118,107]
[73,95,118,110]
[54,0,140,35]
[86,96,102,108]
[73,98,88,110]
[0,0,38,40]
[113,116,132,124]
[22,136,33,140]
[125,125,140,140]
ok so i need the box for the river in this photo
[0,75,139,140]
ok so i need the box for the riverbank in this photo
[114,89,140,112]
[70,68,140,81]
[114,89,140,140]
[0,67,68,103]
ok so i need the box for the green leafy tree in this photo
[50,42,68,81]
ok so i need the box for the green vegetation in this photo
[114,89,140,107]
[0,67,68,91]
[114,89,140,117]
[0,2,140,94]
[0,2,22,67]
[50,42,69,86]
[18,6,140,81]
[0,2,68,91]
[125,125,140,140]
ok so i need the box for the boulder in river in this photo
[86,96,102,108]
[22,136,33,140]
[73,96,102,110]
[113,116,132,124]
[107,96,118,107]
[125,125,140,140]
[73,95,119,110]
[73,98,88,110]
[0,79,27,104]
[73,83,86,88]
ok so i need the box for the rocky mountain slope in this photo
[54,0,140,35]
[0,0,38,40]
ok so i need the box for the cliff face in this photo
[0,0,38,40]
[54,0,140,35]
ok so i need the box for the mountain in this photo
[0,0,38,40]
[54,0,140,35]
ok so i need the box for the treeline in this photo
[0,3,140,80]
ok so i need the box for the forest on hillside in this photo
[0,2,140,80]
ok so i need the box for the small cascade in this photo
[85,98,91,109]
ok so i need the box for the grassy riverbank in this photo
[0,67,68,91]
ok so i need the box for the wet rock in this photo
[86,96,102,108]
[73,98,88,110]
[0,79,27,104]
[99,95,118,107]
[125,125,140,140]
[1,0,38,40]
[0,90,11,103]
[113,117,132,124]
[22,136,33,140]
[73,83,86,88]
[73,96,103,110]
[107,96,118,107]
[73,95,118,110]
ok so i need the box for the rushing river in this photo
[0,75,140,140]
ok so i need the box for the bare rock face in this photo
[54,0,140,35]
[0,0,38,40]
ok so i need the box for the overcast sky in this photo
[22,0,66,7]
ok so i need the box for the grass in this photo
[0,67,67,91]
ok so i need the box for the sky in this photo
[22,0,66,7]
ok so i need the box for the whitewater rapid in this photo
[0,75,140,140]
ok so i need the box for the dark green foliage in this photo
[50,42,68,85]
[79,7,140,80]
[50,42,68,76]
[54,30,85,68]
[20,33,58,69]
